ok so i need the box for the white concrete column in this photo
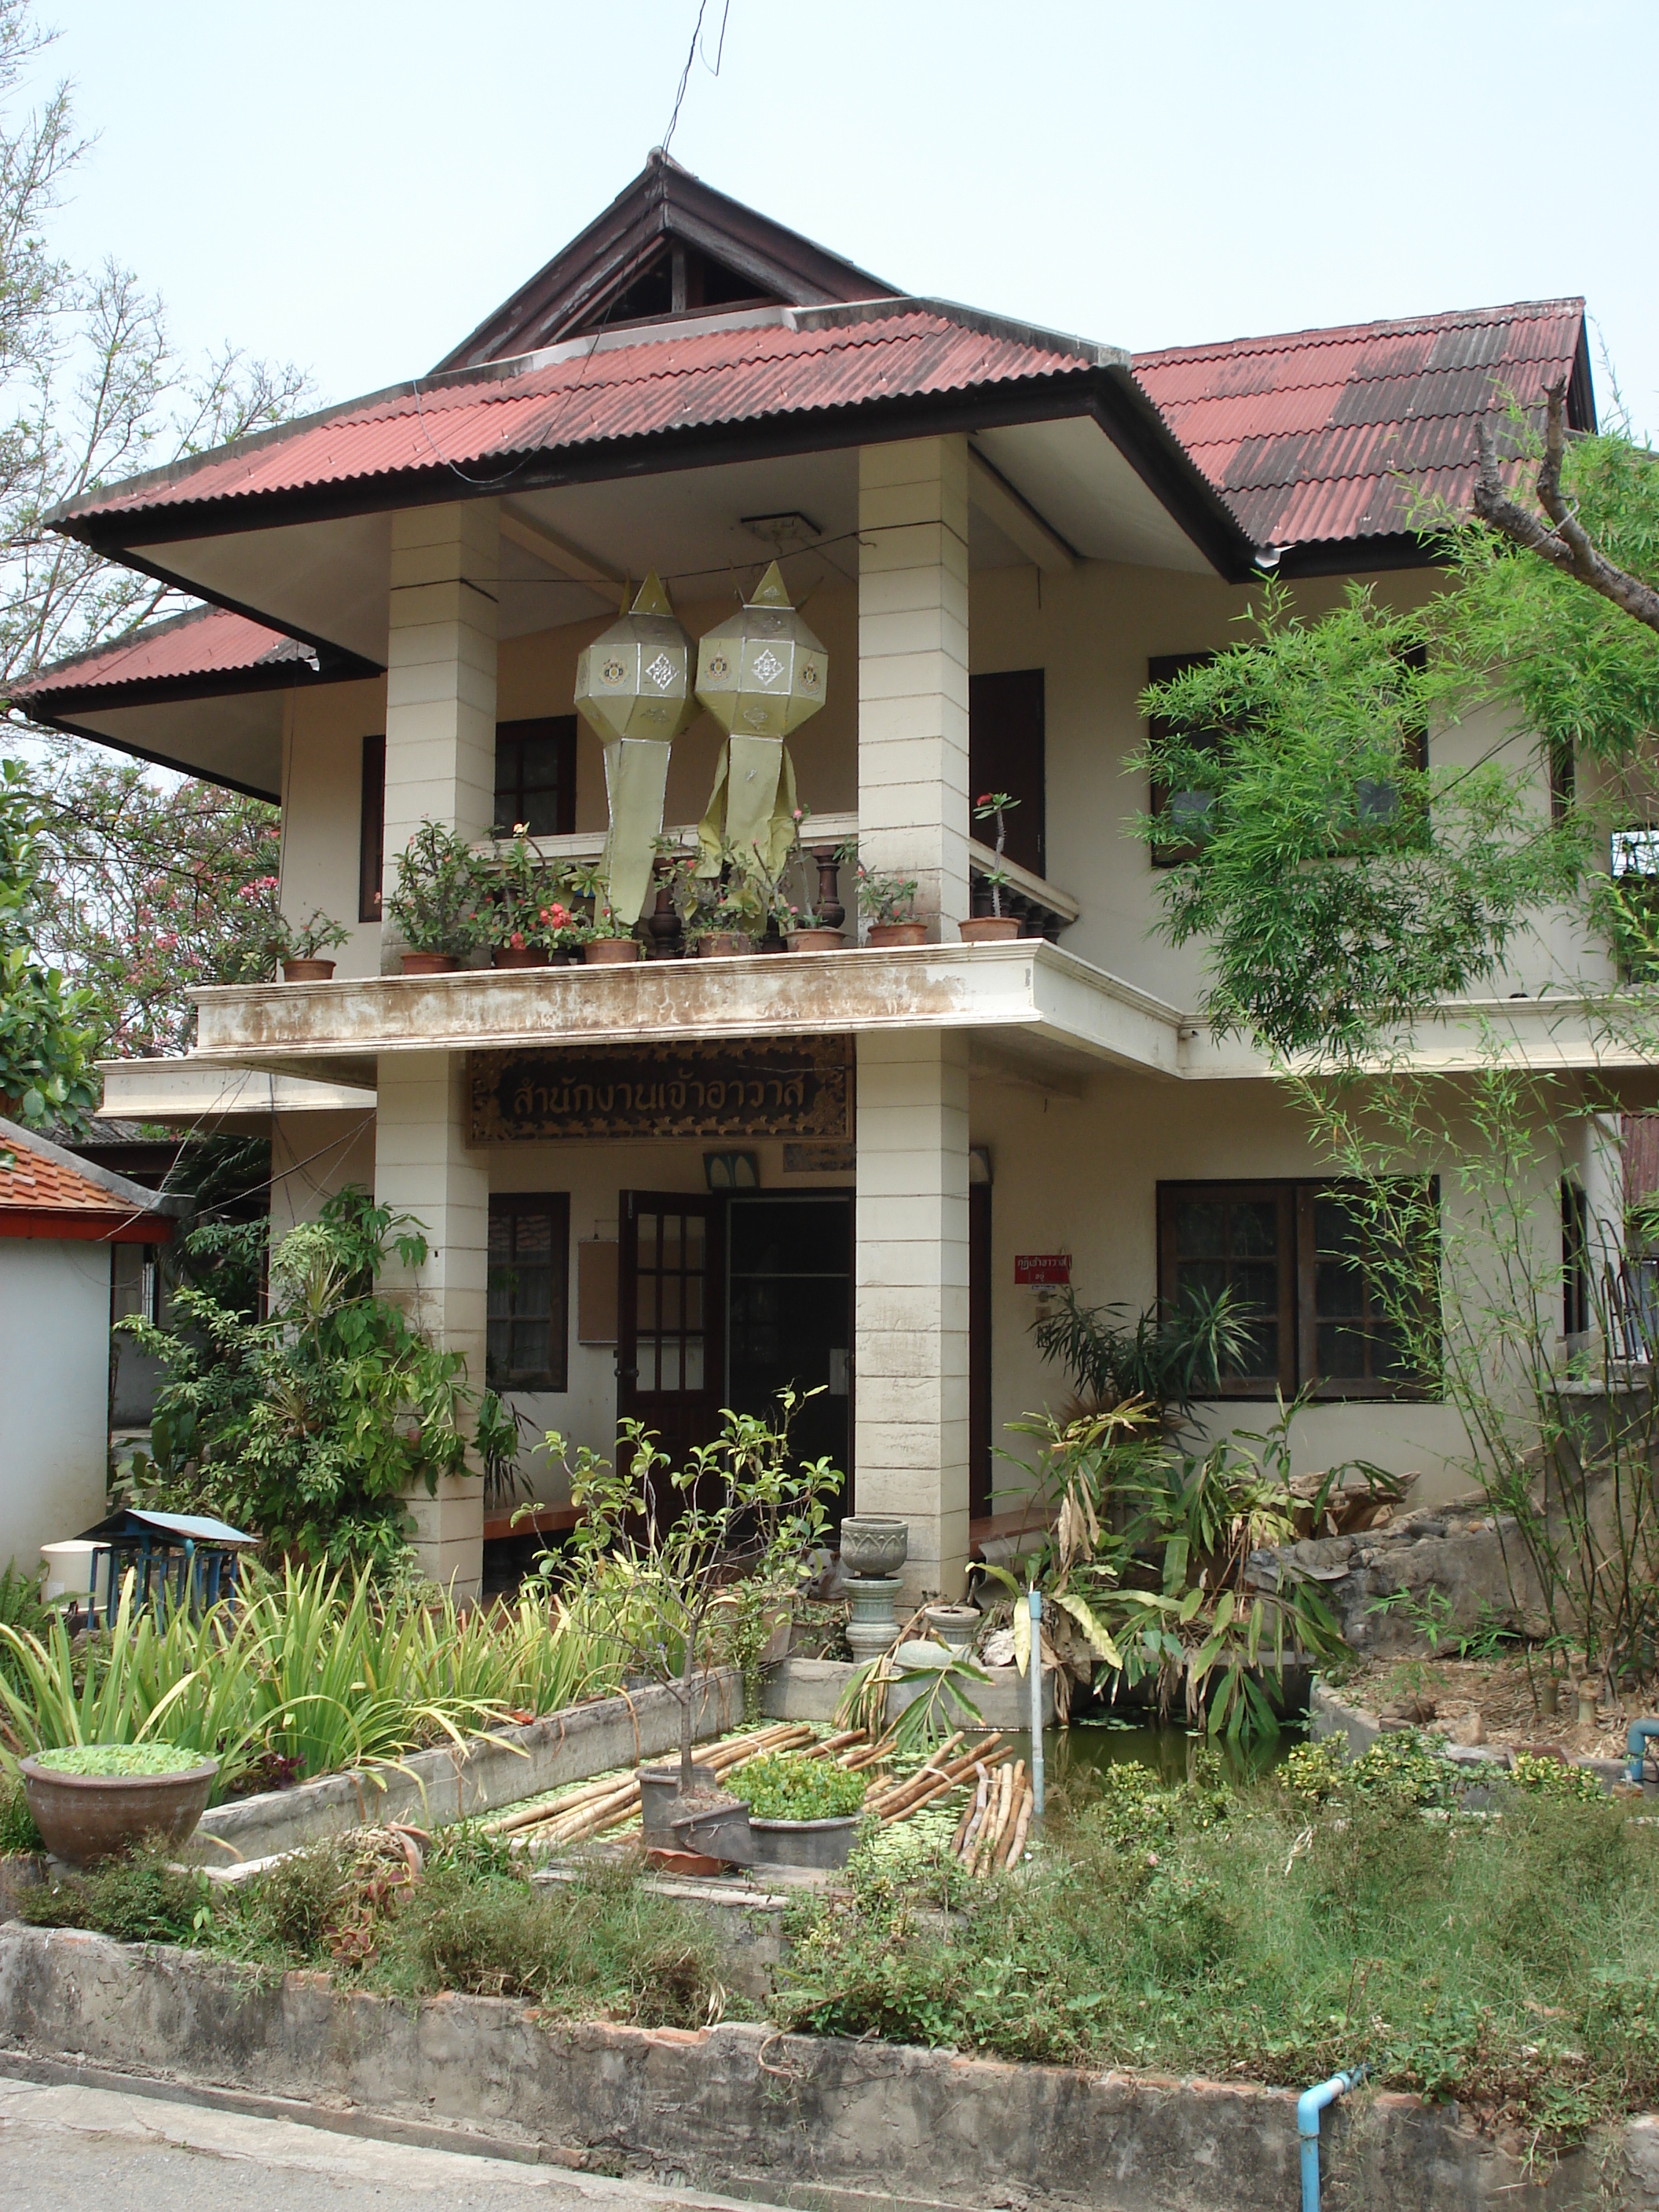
[854,1028,972,1602]
[857,437,971,939]
[374,1051,488,1595]
[379,499,500,967]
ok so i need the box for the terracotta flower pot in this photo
[789,928,844,952]
[20,1752,218,1869]
[957,915,1022,943]
[868,921,927,948]
[401,950,458,975]
[695,932,753,958]
[493,945,550,969]
[280,958,336,982]
[584,936,639,965]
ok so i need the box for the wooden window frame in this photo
[358,734,385,924]
[493,716,577,839]
[486,1192,570,1393]
[1157,1177,1439,1402]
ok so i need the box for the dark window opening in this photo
[1147,652,1223,866]
[1562,1179,1591,1339]
[969,668,1046,877]
[595,245,771,329]
[493,717,577,839]
[1550,741,1575,824]
[1157,1178,1438,1401]
[358,734,385,923]
[487,1193,570,1392]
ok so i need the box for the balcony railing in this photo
[471,816,1079,942]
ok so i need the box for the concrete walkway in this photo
[0,2071,786,2212]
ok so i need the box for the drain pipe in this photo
[1298,2065,1367,2212]
[1627,1719,1659,1786]
[1029,1588,1044,1818]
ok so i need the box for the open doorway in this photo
[726,1192,854,1522]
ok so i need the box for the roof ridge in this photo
[1135,297,1585,366]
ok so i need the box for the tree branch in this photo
[1473,379,1659,635]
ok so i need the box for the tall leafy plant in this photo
[123,1187,479,1566]
[546,1388,841,1791]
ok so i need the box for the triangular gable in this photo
[436,151,897,372]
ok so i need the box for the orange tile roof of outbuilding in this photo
[0,1120,179,1239]
[1132,298,1591,551]
[13,603,302,704]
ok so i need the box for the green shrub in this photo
[1279,1727,1456,1813]
[1278,1734,1350,1808]
[1511,1752,1606,1804]
[0,1772,41,1854]
[728,1751,867,1821]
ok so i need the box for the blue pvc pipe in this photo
[1298,2065,1367,2212]
[1627,1719,1659,1786]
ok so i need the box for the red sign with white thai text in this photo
[1014,1254,1071,1285]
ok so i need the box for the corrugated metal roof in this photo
[57,309,1101,530]
[1133,299,1589,548]
[15,604,298,701]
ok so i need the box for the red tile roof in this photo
[1133,299,1591,551]
[0,1120,179,1240]
[55,308,1112,531]
[15,604,300,704]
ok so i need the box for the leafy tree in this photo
[27,741,282,1055]
[0,1,308,1071]
[1137,407,1659,1064]
[0,752,93,1122]
[123,1188,491,1569]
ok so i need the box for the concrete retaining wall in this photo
[761,1656,1057,1728]
[189,1671,745,1865]
[0,1924,1628,2210]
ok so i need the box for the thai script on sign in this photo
[470,1038,852,1144]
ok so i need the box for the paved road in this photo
[0,2071,782,2212]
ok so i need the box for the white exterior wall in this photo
[0,1241,110,1574]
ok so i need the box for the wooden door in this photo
[969,669,1046,877]
[617,1192,726,1474]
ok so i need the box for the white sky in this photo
[33,0,1659,439]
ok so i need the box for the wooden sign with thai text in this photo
[470,1038,853,1144]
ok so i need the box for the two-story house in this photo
[16,155,1628,1599]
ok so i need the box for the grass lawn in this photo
[11,1732,1659,2144]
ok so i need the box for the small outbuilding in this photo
[0,1119,186,1580]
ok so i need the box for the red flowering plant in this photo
[489,830,588,954]
[971,790,1020,917]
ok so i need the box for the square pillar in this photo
[374,1051,488,1595]
[379,499,500,966]
[857,436,971,939]
[854,1029,972,1602]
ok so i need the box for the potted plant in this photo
[489,833,584,968]
[569,860,640,965]
[855,862,925,947]
[271,907,350,981]
[388,821,488,973]
[961,792,1024,942]
[18,1741,218,1868]
[667,843,764,958]
[541,1387,842,1859]
[727,1748,868,1869]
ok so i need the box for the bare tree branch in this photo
[1473,379,1659,635]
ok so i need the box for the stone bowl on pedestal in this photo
[838,1517,910,1578]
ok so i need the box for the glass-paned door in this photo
[617,1192,725,1477]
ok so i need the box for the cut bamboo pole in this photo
[967,1762,1011,1878]
[950,1794,976,1855]
[1001,1782,1034,1870]
[956,1763,991,1862]
[866,1730,965,1815]
[496,1722,808,1844]
[868,1742,996,1821]
[976,1760,1020,1877]
[800,1729,866,1761]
